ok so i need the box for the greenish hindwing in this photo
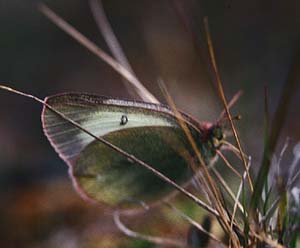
[42,93,218,205]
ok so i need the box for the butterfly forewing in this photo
[42,93,215,205]
[43,94,177,160]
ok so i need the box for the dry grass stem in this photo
[203,17,253,193]
[38,3,159,104]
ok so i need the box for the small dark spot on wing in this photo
[120,115,128,125]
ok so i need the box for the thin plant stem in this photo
[203,17,253,193]
[38,3,159,104]
[89,0,147,101]
[211,167,244,214]
[216,150,242,179]
[221,141,248,161]
[89,0,134,74]
[218,90,243,122]
[113,201,189,247]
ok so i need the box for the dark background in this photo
[0,0,300,247]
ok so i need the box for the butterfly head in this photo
[207,114,241,149]
[208,125,224,149]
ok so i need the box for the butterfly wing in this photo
[42,93,215,205]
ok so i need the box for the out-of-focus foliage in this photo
[1,0,300,247]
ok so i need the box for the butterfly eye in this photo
[212,127,223,140]
[120,115,128,125]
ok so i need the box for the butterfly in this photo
[42,92,225,206]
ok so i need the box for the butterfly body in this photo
[42,93,223,205]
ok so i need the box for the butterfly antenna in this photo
[113,200,188,247]
[204,17,253,192]
[218,90,243,122]
[217,115,242,129]
[37,3,159,104]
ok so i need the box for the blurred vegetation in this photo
[1,0,300,247]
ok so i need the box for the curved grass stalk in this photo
[113,200,188,247]
[89,0,135,75]
[88,0,151,102]
[38,3,159,104]
[221,141,248,161]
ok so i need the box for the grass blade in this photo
[250,47,300,211]
[38,3,159,104]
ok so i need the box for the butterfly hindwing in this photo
[42,93,214,205]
